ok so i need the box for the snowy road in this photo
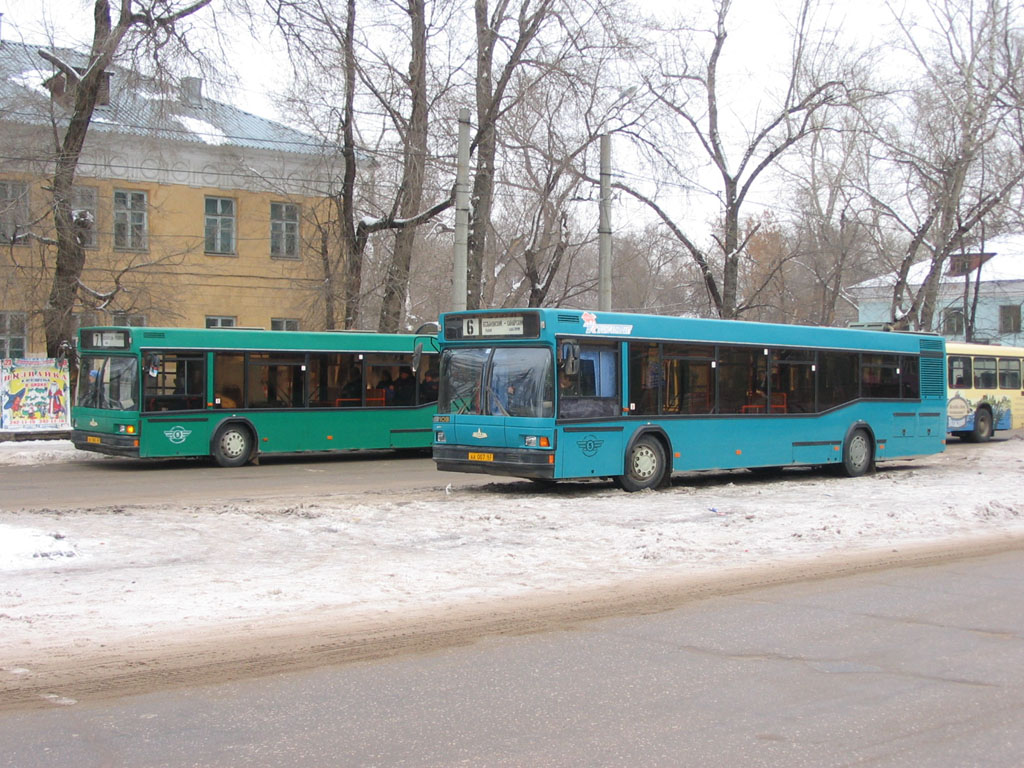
[1,435,1023,708]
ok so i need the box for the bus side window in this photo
[999,358,1021,389]
[949,356,970,389]
[974,358,997,390]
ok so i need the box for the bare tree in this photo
[617,0,853,319]
[465,0,571,309]
[782,112,882,326]
[38,0,214,356]
[267,0,455,329]
[867,0,1024,331]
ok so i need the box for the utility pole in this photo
[452,108,471,311]
[598,133,612,311]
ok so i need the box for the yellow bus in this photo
[946,341,1024,441]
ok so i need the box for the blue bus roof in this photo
[439,309,943,354]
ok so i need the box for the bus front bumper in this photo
[433,444,555,480]
[71,430,141,458]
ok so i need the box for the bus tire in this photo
[213,423,253,468]
[616,435,667,492]
[841,428,874,477]
[968,408,993,443]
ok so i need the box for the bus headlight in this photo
[435,431,446,443]
[117,424,136,434]
[523,435,550,448]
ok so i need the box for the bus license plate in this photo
[87,436,101,444]
[468,452,494,462]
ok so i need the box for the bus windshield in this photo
[77,355,139,411]
[440,346,553,418]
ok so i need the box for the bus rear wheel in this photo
[616,435,667,492]
[968,408,993,443]
[841,428,874,477]
[213,423,253,468]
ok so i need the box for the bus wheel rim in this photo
[849,434,868,468]
[632,446,658,479]
[221,431,246,458]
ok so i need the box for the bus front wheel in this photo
[616,435,667,492]
[841,428,874,478]
[968,408,993,443]
[213,423,253,468]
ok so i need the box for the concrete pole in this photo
[598,133,612,312]
[452,108,471,311]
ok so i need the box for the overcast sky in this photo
[2,0,930,242]
[3,0,905,121]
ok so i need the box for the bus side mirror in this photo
[412,343,423,373]
[561,342,580,376]
[145,353,160,378]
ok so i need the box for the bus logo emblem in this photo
[164,426,192,444]
[577,435,604,457]
[472,429,488,439]
[946,395,971,428]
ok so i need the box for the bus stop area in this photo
[2,431,1024,707]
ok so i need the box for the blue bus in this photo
[431,309,946,490]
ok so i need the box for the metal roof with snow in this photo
[849,236,1024,291]
[0,39,321,156]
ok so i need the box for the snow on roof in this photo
[175,115,231,146]
[0,40,321,156]
[850,235,1024,291]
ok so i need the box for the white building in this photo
[847,237,1024,346]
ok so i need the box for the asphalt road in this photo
[0,449,496,510]
[1,433,996,511]
[2,545,1022,767]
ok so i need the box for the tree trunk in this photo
[340,0,361,329]
[378,0,429,332]
[43,6,111,356]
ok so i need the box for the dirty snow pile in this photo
[1,437,1023,659]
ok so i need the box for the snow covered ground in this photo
[2,436,1024,674]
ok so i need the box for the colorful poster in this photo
[1,358,71,431]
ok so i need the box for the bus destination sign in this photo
[444,312,541,341]
[466,315,523,337]
[83,329,131,350]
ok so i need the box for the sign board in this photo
[1,358,71,432]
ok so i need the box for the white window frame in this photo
[72,185,98,248]
[205,316,237,328]
[1,311,27,357]
[1,181,29,245]
[270,202,300,259]
[205,197,236,255]
[114,189,148,250]
[271,318,300,331]
[111,311,146,327]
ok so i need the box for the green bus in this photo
[71,326,438,466]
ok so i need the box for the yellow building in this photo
[1,39,341,357]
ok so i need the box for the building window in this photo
[205,316,236,328]
[72,185,97,248]
[271,318,300,331]
[205,197,235,254]
[999,304,1021,335]
[1,181,29,245]
[111,311,146,327]
[72,312,98,336]
[270,202,299,259]
[113,189,147,250]
[1,311,27,357]
[943,308,965,336]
